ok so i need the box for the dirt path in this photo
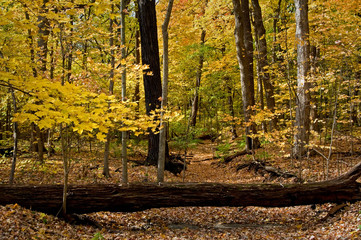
[183,140,262,183]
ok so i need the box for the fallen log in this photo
[1,162,361,215]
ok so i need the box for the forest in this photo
[1,0,361,238]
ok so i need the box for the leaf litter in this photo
[1,137,361,239]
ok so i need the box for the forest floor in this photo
[1,134,361,239]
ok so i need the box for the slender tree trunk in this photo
[49,41,55,80]
[133,14,141,114]
[30,123,36,152]
[103,2,116,178]
[158,0,174,183]
[47,129,53,157]
[120,0,128,184]
[272,0,282,63]
[60,123,69,216]
[253,27,266,132]
[137,0,164,165]
[36,126,44,163]
[66,0,74,84]
[103,133,111,178]
[37,0,50,73]
[9,87,18,185]
[38,0,50,75]
[59,23,66,86]
[24,7,37,78]
[227,84,238,139]
[82,40,88,70]
[293,0,311,158]
[252,0,277,130]
[66,17,73,83]
[309,45,319,132]
[190,30,206,127]
[35,0,50,163]
[232,0,259,151]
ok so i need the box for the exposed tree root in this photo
[237,160,301,181]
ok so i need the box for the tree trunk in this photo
[2,162,361,215]
[158,0,174,183]
[9,87,18,185]
[293,0,311,158]
[272,0,282,63]
[120,0,128,184]
[137,0,164,165]
[190,30,206,127]
[30,123,36,152]
[36,126,44,163]
[24,7,37,78]
[60,123,69,216]
[67,7,74,84]
[232,0,259,150]
[34,0,50,163]
[133,15,141,114]
[227,84,238,139]
[37,0,50,73]
[252,0,277,131]
[103,2,115,178]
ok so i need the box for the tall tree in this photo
[252,0,277,130]
[137,0,164,165]
[293,0,311,157]
[9,86,18,184]
[103,1,115,178]
[272,0,282,63]
[232,0,259,150]
[120,0,128,184]
[133,12,141,114]
[158,0,175,183]
[36,0,51,163]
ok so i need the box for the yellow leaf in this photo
[53,27,61,34]
[96,132,107,142]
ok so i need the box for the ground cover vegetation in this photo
[0,0,361,238]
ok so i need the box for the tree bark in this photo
[34,0,50,163]
[252,0,277,130]
[293,0,311,157]
[120,0,128,184]
[9,86,18,185]
[137,0,166,165]
[2,162,361,215]
[103,2,115,178]
[158,0,174,183]
[272,0,282,64]
[37,0,50,73]
[133,12,141,114]
[36,126,44,163]
[227,84,238,139]
[232,0,259,150]
[24,7,37,78]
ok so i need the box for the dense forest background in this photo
[0,0,360,181]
